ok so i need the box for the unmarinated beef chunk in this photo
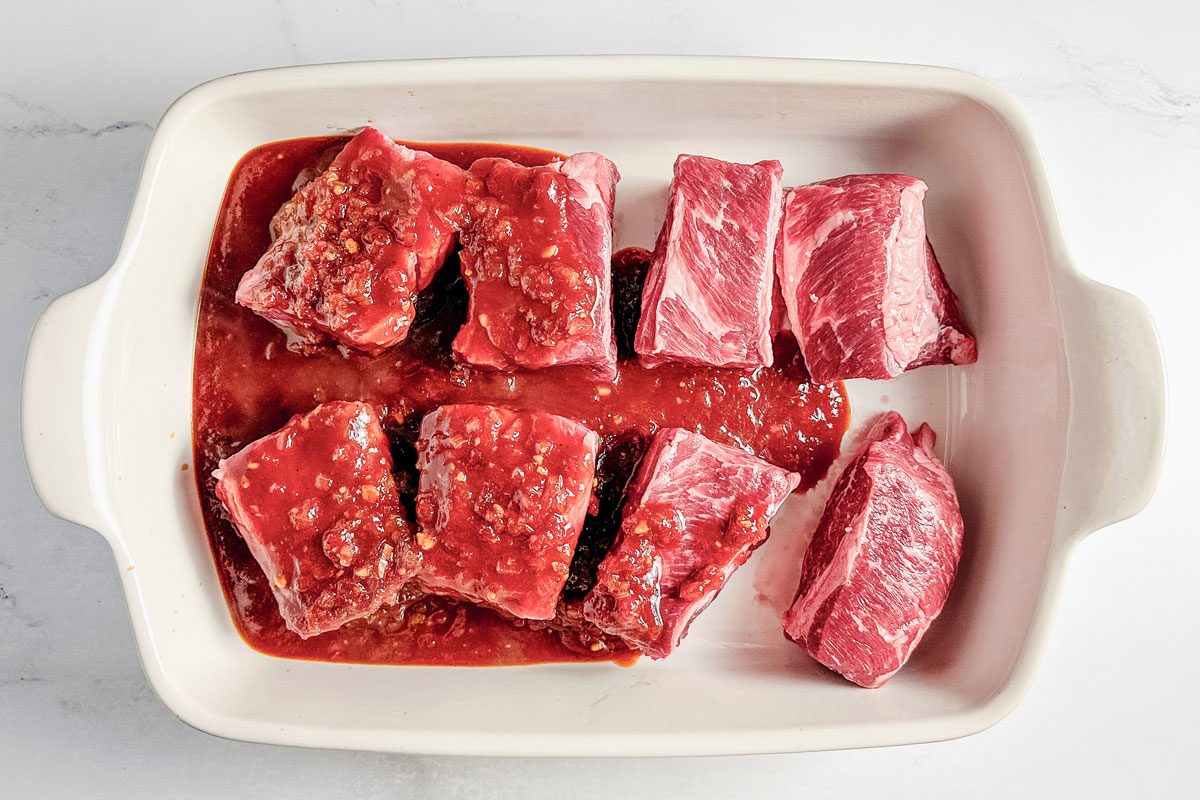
[453,153,619,378]
[583,428,799,658]
[782,411,964,688]
[775,174,977,384]
[908,240,978,369]
[636,155,783,369]
[414,404,600,620]
[213,401,418,638]
[236,127,472,355]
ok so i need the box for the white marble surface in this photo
[2,1,1196,797]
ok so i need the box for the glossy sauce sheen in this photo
[193,136,850,667]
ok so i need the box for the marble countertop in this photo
[2,1,1196,797]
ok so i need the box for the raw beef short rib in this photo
[414,404,600,620]
[635,154,783,369]
[909,240,978,369]
[237,127,472,355]
[453,153,619,379]
[775,174,977,384]
[782,411,965,688]
[583,428,800,658]
[213,401,419,638]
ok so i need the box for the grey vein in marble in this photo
[1051,39,1198,123]
[0,92,150,139]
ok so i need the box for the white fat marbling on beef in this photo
[635,154,783,369]
[880,183,939,371]
[775,174,977,384]
[557,152,617,214]
[584,428,800,658]
[782,412,964,688]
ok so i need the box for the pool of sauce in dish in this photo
[192,136,849,667]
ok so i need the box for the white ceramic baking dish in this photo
[21,56,1164,756]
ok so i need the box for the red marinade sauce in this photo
[192,136,850,667]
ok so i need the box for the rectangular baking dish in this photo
[21,56,1164,756]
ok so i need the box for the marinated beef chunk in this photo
[635,155,783,369]
[413,404,600,620]
[213,401,418,638]
[583,428,799,658]
[782,412,964,688]
[540,599,634,658]
[453,153,619,378]
[236,127,473,355]
[774,174,977,384]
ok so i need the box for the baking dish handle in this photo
[22,278,109,535]
[1058,271,1165,538]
